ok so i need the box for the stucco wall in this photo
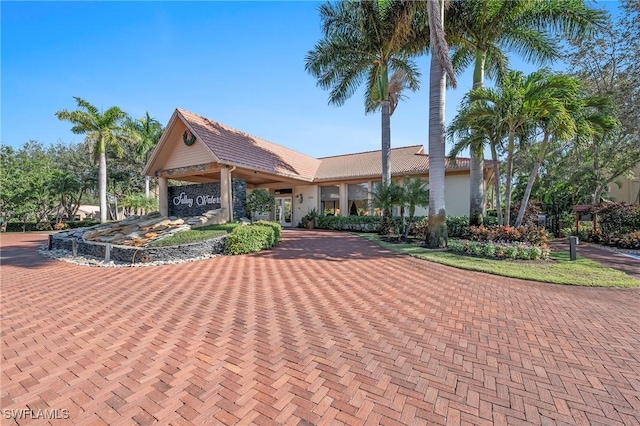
[407,174,471,217]
[608,163,640,204]
[445,174,471,217]
[293,185,320,225]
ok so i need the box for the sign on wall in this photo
[168,181,246,218]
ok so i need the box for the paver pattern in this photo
[1,231,639,425]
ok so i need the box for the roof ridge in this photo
[177,108,319,162]
[317,145,424,159]
[414,152,474,162]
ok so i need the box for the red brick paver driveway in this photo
[1,231,639,425]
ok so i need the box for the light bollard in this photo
[569,236,579,261]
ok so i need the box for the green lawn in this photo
[359,234,640,287]
[148,223,240,247]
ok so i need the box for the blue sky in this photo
[1,1,618,158]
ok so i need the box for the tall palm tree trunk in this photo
[490,143,503,225]
[427,34,448,247]
[515,133,549,227]
[504,132,515,226]
[98,151,108,223]
[469,50,485,226]
[381,100,392,184]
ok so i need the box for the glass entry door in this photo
[275,197,292,227]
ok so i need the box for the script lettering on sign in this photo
[173,192,194,207]
[196,195,221,206]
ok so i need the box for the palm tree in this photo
[446,0,606,226]
[399,176,429,239]
[56,97,132,223]
[448,100,506,225]
[513,73,583,227]
[305,0,421,184]
[464,69,571,226]
[125,112,164,196]
[369,180,401,235]
[426,0,457,248]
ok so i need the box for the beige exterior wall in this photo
[411,174,470,217]
[289,174,473,222]
[293,185,320,225]
[160,124,215,171]
[608,163,640,204]
[445,174,471,217]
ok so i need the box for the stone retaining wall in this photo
[50,235,227,264]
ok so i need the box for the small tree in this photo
[369,180,401,235]
[246,189,275,223]
[399,177,429,239]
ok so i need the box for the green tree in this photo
[121,193,158,216]
[125,112,164,196]
[448,99,506,225]
[48,142,96,221]
[426,0,457,248]
[563,3,640,204]
[305,0,420,184]
[0,142,58,230]
[399,176,429,239]
[446,0,605,226]
[246,189,275,223]
[369,180,401,235]
[55,97,133,223]
[514,73,584,227]
[462,69,577,226]
[0,145,29,230]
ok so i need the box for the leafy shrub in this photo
[414,218,429,238]
[255,220,282,242]
[300,208,320,228]
[67,220,99,229]
[225,224,278,255]
[594,202,640,237]
[508,200,544,226]
[448,239,550,260]
[447,216,469,237]
[608,231,640,249]
[315,215,382,232]
[468,225,549,247]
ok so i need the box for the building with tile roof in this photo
[144,109,495,225]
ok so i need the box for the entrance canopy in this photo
[143,108,319,187]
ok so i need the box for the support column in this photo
[227,167,236,221]
[220,167,231,222]
[339,183,348,217]
[368,181,373,215]
[158,176,168,216]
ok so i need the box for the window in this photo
[348,183,368,216]
[320,186,340,216]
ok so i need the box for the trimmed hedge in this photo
[255,220,282,242]
[315,215,382,231]
[225,222,282,255]
[468,225,549,247]
[448,239,550,260]
[313,215,500,237]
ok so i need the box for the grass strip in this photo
[148,223,239,247]
[358,233,640,287]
